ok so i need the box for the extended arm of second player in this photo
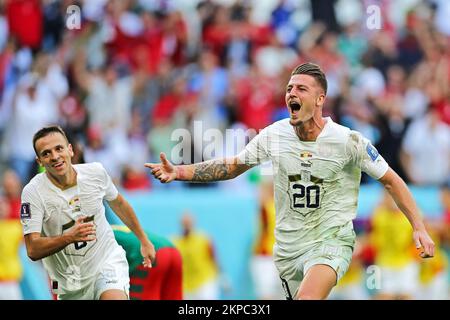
[176,156,253,182]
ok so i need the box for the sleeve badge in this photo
[366,143,379,161]
[20,202,31,219]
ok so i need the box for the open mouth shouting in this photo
[289,100,302,118]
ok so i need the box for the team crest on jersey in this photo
[366,143,379,161]
[299,151,312,159]
[69,196,81,214]
[20,203,31,219]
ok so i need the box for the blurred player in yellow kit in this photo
[0,196,23,299]
[370,191,419,299]
[173,213,220,299]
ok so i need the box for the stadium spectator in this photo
[121,110,152,191]
[1,168,22,220]
[83,125,124,186]
[187,47,229,132]
[72,51,134,147]
[4,72,58,183]
[234,63,278,131]
[372,64,411,181]
[401,107,450,186]
[6,0,43,50]
[310,0,339,33]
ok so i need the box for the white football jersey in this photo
[21,162,124,293]
[238,117,389,260]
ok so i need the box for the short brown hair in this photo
[291,62,327,94]
[33,125,69,156]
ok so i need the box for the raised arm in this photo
[145,152,254,183]
[108,194,155,267]
[72,49,93,93]
[24,216,96,261]
[378,168,435,258]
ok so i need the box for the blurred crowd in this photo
[0,0,449,299]
[0,0,449,189]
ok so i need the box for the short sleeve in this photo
[21,185,45,235]
[237,127,271,166]
[97,163,119,201]
[347,131,389,180]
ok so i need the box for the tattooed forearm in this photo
[191,159,250,182]
[192,160,232,182]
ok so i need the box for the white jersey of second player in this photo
[21,162,125,293]
[238,117,389,260]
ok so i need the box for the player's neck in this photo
[46,167,78,190]
[295,117,326,141]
